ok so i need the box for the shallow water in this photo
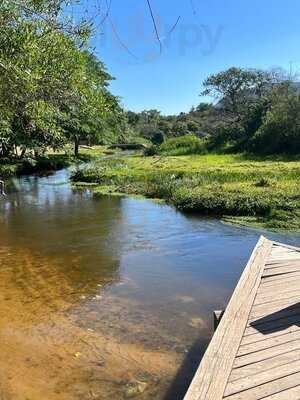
[0,169,299,400]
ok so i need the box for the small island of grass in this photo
[72,138,300,232]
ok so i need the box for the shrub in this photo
[151,132,165,145]
[251,85,300,154]
[159,135,209,156]
[144,145,160,156]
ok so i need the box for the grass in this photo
[158,135,209,156]
[71,152,300,232]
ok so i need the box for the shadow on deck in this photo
[250,302,300,334]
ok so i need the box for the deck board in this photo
[184,236,300,400]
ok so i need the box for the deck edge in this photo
[183,235,273,400]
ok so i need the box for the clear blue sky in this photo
[72,0,300,115]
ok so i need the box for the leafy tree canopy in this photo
[0,0,122,158]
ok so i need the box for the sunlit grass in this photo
[71,153,300,232]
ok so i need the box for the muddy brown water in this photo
[0,169,299,400]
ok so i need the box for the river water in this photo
[0,168,299,400]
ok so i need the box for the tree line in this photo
[1,1,299,160]
[127,68,300,154]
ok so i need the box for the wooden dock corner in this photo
[184,236,300,400]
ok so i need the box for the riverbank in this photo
[71,153,300,232]
[0,146,106,178]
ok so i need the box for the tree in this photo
[201,67,275,119]
[140,109,161,125]
[0,0,119,158]
[126,111,140,126]
[157,119,172,136]
[173,121,188,136]
[252,83,300,154]
[195,103,213,113]
[187,120,201,133]
[62,51,119,155]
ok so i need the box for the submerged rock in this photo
[124,380,148,398]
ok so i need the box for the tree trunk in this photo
[0,180,5,196]
[74,136,79,157]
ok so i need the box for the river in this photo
[0,168,299,400]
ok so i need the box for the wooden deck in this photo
[184,236,300,400]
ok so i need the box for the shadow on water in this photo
[163,337,209,400]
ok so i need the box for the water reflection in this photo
[0,169,299,399]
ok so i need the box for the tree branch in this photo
[146,0,162,54]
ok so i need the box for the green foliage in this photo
[159,135,209,156]
[70,153,300,231]
[151,131,165,145]
[126,106,210,142]
[0,0,121,161]
[126,68,299,157]
[0,152,91,178]
[202,67,275,117]
[201,67,299,154]
[251,84,300,154]
[144,145,160,156]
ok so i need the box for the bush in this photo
[159,135,209,156]
[144,145,160,156]
[151,132,165,145]
[250,85,300,154]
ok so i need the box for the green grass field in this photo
[71,152,300,232]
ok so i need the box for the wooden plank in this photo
[267,254,300,260]
[266,260,300,266]
[262,265,300,277]
[269,254,298,260]
[261,270,300,284]
[268,251,300,255]
[270,248,296,254]
[229,348,300,381]
[271,247,300,255]
[241,324,300,346]
[260,275,300,289]
[183,236,272,400]
[272,241,300,252]
[271,247,296,253]
[233,339,300,369]
[225,358,300,397]
[257,279,300,294]
[265,260,300,268]
[224,371,300,400]
[242,313,300,343]
[255,290,300,305]
[254,289,300,306]
[265,260,300,269]
[243,313,300,337]
[250,297,300,320]
[262,385,300,399]
[237,329,300,356]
